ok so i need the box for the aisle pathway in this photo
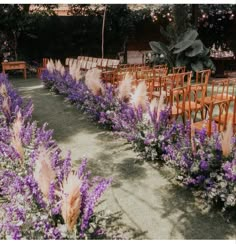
[11,77,236,240]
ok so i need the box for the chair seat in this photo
[178,101,202,111]
[214,113,236,124]
[192,121,225,134]
[172,105,183,115]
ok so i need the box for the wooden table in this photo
[2,61,27,79]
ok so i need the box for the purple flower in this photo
[200,160,209,171]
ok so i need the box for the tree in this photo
[0,4,56,61]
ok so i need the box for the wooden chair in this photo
[195,69,211,86]
[180,83,207,121]
[200,79,234,116]
[102,70,115,83]
[37,58,49,78]
[214,96,236,134]
[192,99,230,136]
[153,64,168,69]
[153,67,168,78]
[169,87,186,123]
[172,66,186,74]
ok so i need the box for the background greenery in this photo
[0,4,235,65]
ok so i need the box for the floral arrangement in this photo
[41,60,236,213]
[0,73,112,239]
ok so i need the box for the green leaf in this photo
[181,29,199,41]
[185,40,204,57]
[173,40,194,54]
[191,61,204,72]
[149,41,170,55]
[204,58,216,71]
[149,41,174,67]
[197,46,210,58]
[175,53,189,67]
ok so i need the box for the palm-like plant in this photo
[149,28,216,73]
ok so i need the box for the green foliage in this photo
[149,28,216,72]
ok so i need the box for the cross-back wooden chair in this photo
[169,86,186,123]
[172,66,186,74]
[153,64,168,69]
[173,71,192,88]
[214,94,236,134]
[200,79,232,117]
[192,99,230,136]
[182,83,207,121]
[153,67,168,78]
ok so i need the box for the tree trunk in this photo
[101,5,107,59]
[192,4,199,29]
[13,31,18,61]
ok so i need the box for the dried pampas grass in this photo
[0,83,8,97]
[130,81,148,111]
[221,120,233,157]
[118,73,132,101]
[11,111,24,163]
[34,145,56,199]
[85,68,104,96]
[47,59,55,74]
[2,96,11,116]
[55,60,63,72]
[60,66,65,76]
[69,61,77,80]
[75,67,82,82]
[60,171,82,232]
[190,119,196,155]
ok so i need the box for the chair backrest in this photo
[91,62,97,68]
[173,71,192,88]
[88,57,93,62]
[153,67,168,78]
[81,60,87,69]
[187,83,207,106]
[86,61,92,70]
[107,59,113,67]
[153,64,168,69]
[172,66,186,74]
[210,79,230,100]
[97,58,102,66]
[136,69,153,80]
[112,60,120,68]
[195,69,211,85]
[169,86,186,118]
[102,59,108,68]
[92,57,98,63]
[207,99,230,136]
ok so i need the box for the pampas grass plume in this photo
[34,145,56,199]
[60,171,82,232]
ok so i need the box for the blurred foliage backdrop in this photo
[0,4,235,63]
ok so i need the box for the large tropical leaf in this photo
[175,53,189,67]
[149,41,174,67]
[197,46,210,58]
[173,40,194,54]
[203,58,216,71]
[185,40,204,57]
[191,60,204,72]
[149,41,170,55]
[181,29,198,41]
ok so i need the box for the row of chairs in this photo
[169,78,236,135]
[77,56,120,70]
